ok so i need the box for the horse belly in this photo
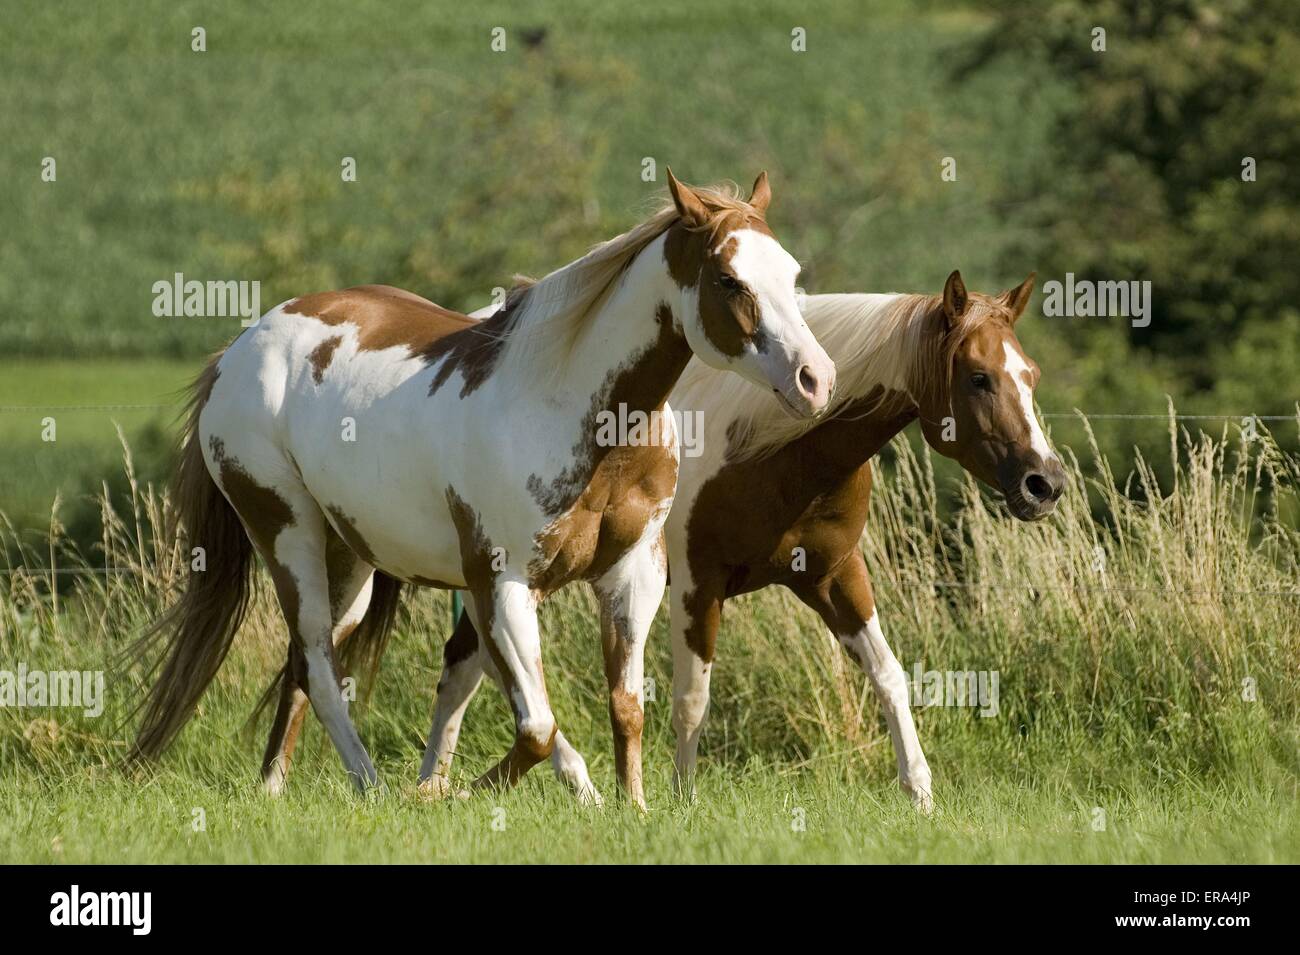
[316,481,466,586]
[285,389,467,586]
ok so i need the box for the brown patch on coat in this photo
[790,548,877,640]
[595,592,647,800]
[283,284,514,400]
[441,608,479,671]
[326,504,377,566]
[446,486,506,694]
[323,521,361,620]
[607,685,644,794]
[422,294,522,399]
[663,211,774,358]
[208,436,300,630]
[524,301,688,596]
[608,687,644,737]
[676,385,917,662]
[680,585,723,663]
[308,335,343,384]
[650,529,668,577]
[477,723,557,789]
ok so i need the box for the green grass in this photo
[1,421,1296,863]
[0,361,192,544]
[3,762,1295,864]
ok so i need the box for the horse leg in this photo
[418,603,486,798]
[260,642,308,795]
[669,568,724,799]
[594,541,667,809]
[470,578,557,791]
[796,549,932,813]
[549,730,602,806]
[258,492,378,791]
[419,602,603,804]
[262,527,374,795]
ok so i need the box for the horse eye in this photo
[970,373,991,390]
[719,274,742,292]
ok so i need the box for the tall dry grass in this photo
[1,414,1297,793]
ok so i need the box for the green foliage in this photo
[0,0,1051,362]
[958,0,1300,447]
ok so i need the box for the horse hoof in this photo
[418,775,453,801]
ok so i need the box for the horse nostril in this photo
[797,364,818,397]
[1023,472,1053,502]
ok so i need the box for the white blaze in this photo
[1002,341,1054,461]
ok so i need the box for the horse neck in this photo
[549,234,692,419]
[712,293,925,475]
[796,386,919,478]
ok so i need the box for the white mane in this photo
[672,292,937,461]
[495,183,754,385]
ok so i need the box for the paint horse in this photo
[129,171,836,797]
[374,270,1063,810]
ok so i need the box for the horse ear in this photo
[942,270,969,325]
[1001,272,1036,322]
[748,171,771,213]
[667,168,709,227]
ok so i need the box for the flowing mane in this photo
[677,290,1007,461]
[494,182,756,382]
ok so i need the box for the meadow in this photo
[1,422,1296,863]
[2,1,1298,864]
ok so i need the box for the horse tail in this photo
[127,354,255,763]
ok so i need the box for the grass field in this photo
[5,766,1295,864]
[4,0,1050,361]
[0,361,192,547]
[2,423,1297,863]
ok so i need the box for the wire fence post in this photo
[451,590,463,627]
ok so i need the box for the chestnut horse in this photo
[389,271,1063,811]
[129,171,835,797]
